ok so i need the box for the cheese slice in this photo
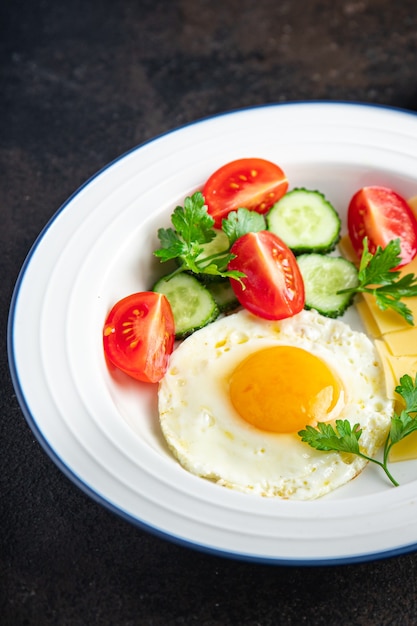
[381,327,417,357]
[373,340,417,461]
[389,432,417,462]
[374,340,398,400]
[361,292,411,335]
[355,252,417,336]
[355,298,381,338]
[380,353,417,390]
[337,235,358,265]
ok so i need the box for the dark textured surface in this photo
[3,1,417,624]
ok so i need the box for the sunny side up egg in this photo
[158,308,393,500]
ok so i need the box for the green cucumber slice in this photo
[297,253,359,318]
[206,279,239,313]
[196,228,229,263]
[267,188,341,254]
[153,273,219,338]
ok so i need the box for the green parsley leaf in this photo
[171,192,216,245]
[358,236,401,284]
[298,420,362,454]
[153,191,243,282]
[338,238,417,325]
[383,374,417,464]
[395,373,417,414]
[298,373,417,487]
[389,410,417,445]
[221,208,266,246]
[155,228,188,261]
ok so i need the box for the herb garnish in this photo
[298,374,417,486]
[338,237,417,325]
[155,195,417,323]
[154,191,265,281]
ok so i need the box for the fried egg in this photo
[158,308,393,500]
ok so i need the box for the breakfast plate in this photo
[8,101,417,565]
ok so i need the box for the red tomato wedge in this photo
[103,292,175,383]
[203,158,288,227]
[228,230,305,320]
[347,186,417,267]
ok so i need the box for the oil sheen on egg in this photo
[158,308,393,500]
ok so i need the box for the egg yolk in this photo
[229,346,341,433]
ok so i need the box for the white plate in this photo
[8,102,417,565]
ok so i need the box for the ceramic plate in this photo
[8,102,417,565]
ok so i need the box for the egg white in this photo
[158,308,393,500]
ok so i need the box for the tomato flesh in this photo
[203,158,288,227]
[227,230,305,320]
[348,186,417,267]
[103,292,175,383]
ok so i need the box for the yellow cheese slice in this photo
[374,340,398,400]
[361,292,410,335]
[337,235,358,265]
[382,353,417,391]
[389,431,417,462]
[375,348,417,462]
[355,298,381,338]
[381,327,417,357]
[373,342,417,462]
[374,344,417,399]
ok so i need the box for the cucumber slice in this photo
[196,228,229,262]
[206,279,239,313]
[181,229,230,283]
[153,273,219,338]
[297,253,359,318]
[267,188,341,254]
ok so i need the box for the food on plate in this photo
[338,233,417,400]
[103,292,175,383]
[297,254,358,318]
[347,186,417,268]
[339,225,417,464]
[227,230,305,320]
[266,188,341,254]
[205,279,239,313]
[154,191,305,324]
[203,157,288,227]
[153,178,417,334]
[102,157,417,494]
[337,237,417,324]
[387,377,417,463]
[153,273,220,338]
[299,373,417,486]
[153,191,262,283]
[158,308,393,499]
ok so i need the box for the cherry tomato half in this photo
[203,158,288,228]
[103,292,175,383]
[347,186,417,267]
[227,230,305,320]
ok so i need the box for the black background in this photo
[3,1,417,624]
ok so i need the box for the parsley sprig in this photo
[338,238,417,325]
[298,374,417,486]
[153,191,265,281]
